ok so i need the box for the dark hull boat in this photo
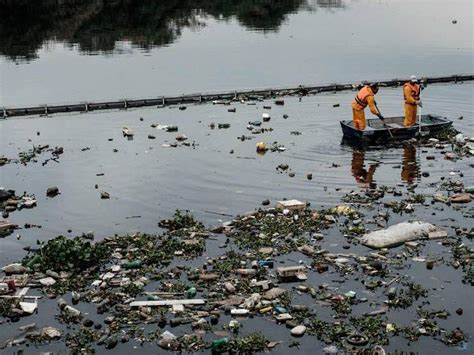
[340,115,453,144]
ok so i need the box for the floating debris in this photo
[1,189,37,216]
[256,142,268,152]
[46,186,59,197]
[361,221,447,249]
[276,199,305,211]
[122,127,134,137]
[1,144,64,166]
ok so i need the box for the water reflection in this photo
[351,149,378,189]
[401,144,419,185]
[0,0,349,61]
[351,144,420,187]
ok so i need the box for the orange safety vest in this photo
[353,86,374,110]
[403,82,420,103]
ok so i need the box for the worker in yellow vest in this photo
[403,75,422,127]
[351,83,384,130]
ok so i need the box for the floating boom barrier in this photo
[1,74,472,119]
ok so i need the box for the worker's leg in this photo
[404,104,417,127]
[353,109,366,130]
[410,105,418,127]
[403,104,411,127]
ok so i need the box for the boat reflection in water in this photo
[350,144,419,187]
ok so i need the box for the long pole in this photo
[418,104,422,134]
[375,103,394,139]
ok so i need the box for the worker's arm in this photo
[404,85,416,104]
[367,96,381,116]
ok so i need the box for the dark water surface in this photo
[0,0,473,353]
[1,0,473,106]
[0,82,473,354]
[1,82,472,254]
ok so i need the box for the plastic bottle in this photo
[124,260,142,269]
[25,255,42,268]
[211,337,229,350]
[185,287,196,298]
[257,259,274,268]
[274,305,287,314]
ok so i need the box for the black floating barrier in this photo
[1,74,472,119]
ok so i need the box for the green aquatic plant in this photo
[227,333,270,353]
[350,315,390,345]
[386,281,427,309]
[212,251,245,274]
[159,209,204,232]
[0,298,18,317]
[442,328,465,345]
[23,235,109,273]
[410,193,426,203]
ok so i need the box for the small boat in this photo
[340,115,453,144]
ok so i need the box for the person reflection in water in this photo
[351,150,377,188]
[401,144,419,184]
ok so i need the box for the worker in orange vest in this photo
[403,75,422,127]
[351,83,384,130]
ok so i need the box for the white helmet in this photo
[410,75,418,83]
